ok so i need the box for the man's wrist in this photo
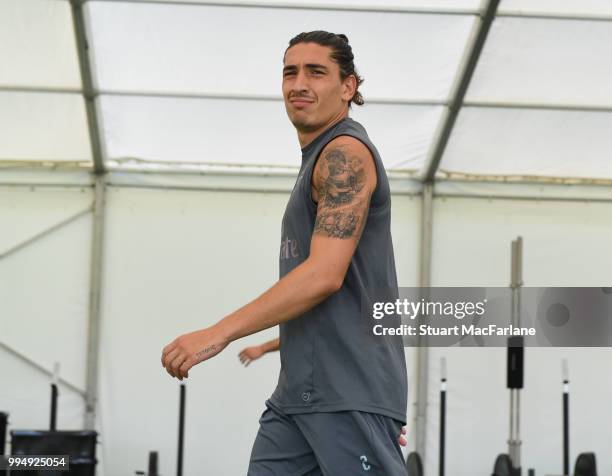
[213,316,238,345]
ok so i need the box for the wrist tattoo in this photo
[196,345,217,359]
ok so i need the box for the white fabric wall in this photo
[0,186,92,436]
[96,187,420,475]
[426,197,612,476]
[3,185,612,475]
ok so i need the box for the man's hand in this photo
[238,346,265,366]
[161,326,229,380]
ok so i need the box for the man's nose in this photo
[292,70,309,93]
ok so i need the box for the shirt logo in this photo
[280,236,300,260]
[360,455,371,471]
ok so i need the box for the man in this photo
[162,31,408,474]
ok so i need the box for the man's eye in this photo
[312,71,323,75]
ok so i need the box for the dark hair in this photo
[285,30,364,107]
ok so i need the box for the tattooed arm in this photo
[161,136,376,380]
[310,136,377,278]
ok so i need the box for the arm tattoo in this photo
[315,211,359,238]
[196,345,217,359]
[313,146,370,239]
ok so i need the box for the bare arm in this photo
[260,337,280,353]
[238,337,280,366]
[162,136,376,379]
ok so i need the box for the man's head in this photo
[282,31,364,134]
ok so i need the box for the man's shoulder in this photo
[319,134,374,162]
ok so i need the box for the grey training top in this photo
[269,117,408,424]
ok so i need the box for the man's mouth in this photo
[290,98,314,109]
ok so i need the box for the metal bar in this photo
[508,238,523,471]
[84,176,107,429]
[439,357,447,476]
[414,182,433,458]
[71,0,110,430]
[562,359,570,476]
[50,384,58,431]
[104,182,421,196]
[421,0,500,182]
[0,86,81,95]
[436,172,612,187]
[497,10,612,23]
[113,182,418,194]
[0,206,93,261]
[85,0,478,15]
[3,176,612,200]
[97,89,446,106]
[177,384,186,476]
[64,0,612,22]
[8,84,612,113]
[70,0,106,174]
[433,193,612,204]
[0,183,92,189]
[0,341,87,397]
[464,100,612,113]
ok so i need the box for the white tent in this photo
[1,0,611,475]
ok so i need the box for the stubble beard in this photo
[289,113,322,134]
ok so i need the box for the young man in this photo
[162,31,408,474]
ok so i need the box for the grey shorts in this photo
[247,400,406,476]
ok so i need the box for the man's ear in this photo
[342,75,357,102]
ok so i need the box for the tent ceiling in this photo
[1,0,611,183]
[465,18,612,108]
[441,108,612,181]
[498,0,612,18]
[0,0,81,90]
[0,91,92,163]
[89,3,474,101]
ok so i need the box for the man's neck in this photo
[298,111,349,149]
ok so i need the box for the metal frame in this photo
[73,0,612,23]
[69,0,108,430]
[0,341,86,397]
[414,182,433,458]
[83,0,479,15]
[421,0,500,182]
[84,176,106,429]
[0,206,93,261]
[412,0,501,455]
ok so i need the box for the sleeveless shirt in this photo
[269,117,408,423]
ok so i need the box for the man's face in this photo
[282,42,354,133]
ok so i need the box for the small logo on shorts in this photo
[360,455,371,471]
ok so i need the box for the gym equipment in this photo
[135,451,160,476]
[439,358,447,476]
[149,451,159,476]
[493,453,514,476]
[50,384,58,431]
[1,412,7,476]
[406,451,423,476]
[492,238,525,476]
[574,453,597,476]
[562,359,570,476]
[405,358,447,476]
[177,383,186,476]
[50,363,60,431]
[508,237,524,475]
[560,361,599,476]
[10,430,97,476]
[0,412,7,455]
